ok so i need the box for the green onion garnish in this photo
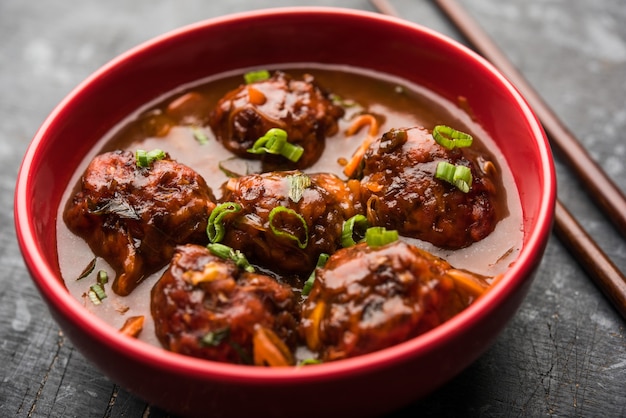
[200,327,230,347]
[90,283,107,302]
[365,226,399,248]
[298,358,323,366]
[268,206,308,249]
[244,69,270,84]
[435,161,473,193]
[341,214,370,247]
[135,148,166,167]
[207,243,255,272]
[302,253,329,297]
[191,126,209,145]
[288,173,312,203]
[87,289,102,305]
[247,128,304,162]
[207,202,242,243]
[432,125,473,150]
[97,270,109,285]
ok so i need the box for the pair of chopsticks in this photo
[370,0,626,319]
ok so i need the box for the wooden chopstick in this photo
[554,202,626,319]
[370,0,626,319]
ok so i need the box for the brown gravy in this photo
[57,64,523,349]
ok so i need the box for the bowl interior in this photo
[15,6,555,415]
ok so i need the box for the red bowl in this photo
[15,7,555,418]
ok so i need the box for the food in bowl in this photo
[57,65,523,366]
[16,8,554,417]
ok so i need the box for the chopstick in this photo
[554,202,626,319]
[370,0,626,320]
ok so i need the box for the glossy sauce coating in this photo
[57,65,523,364]
[151,244,299,365]
[359,126,502,249]
[300,240,488,361]
[64,150,216,296]
[220,170,362,276]
[209,71,344,170]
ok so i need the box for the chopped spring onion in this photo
[191,126,209,145]
[287,173,312,203]
[244,69,270,84]
[365,226,399,248]
[302,253,329,297]
[200,327,230,347]
[207,202,242,243]
[135,148,166,167]
[435,161,473,193]
[87,289,102,305]
[97,270,109,285]
[207,243,255,272]
[298,358,323,366]
[247,128,304,162]
[90,283,107,302]
[268,206,308,249]
[341,214,370,247]
[432,125,473,150]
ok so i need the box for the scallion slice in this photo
[268,206,308,249]
[207,202,242,243]
[135,148,166,167]
[302,253,329,297]
[87,289,102,305]
[191,126,209,145]
[200,327,230,347]
[432,125,473,150]
[207,243,255,273]
[244,69,270,84]
[365,226,399,248]
[97,270,109,285]
[287,173,312,203]
[90,283,107,301]
[435,161,473,193]
[298,358,323,366]
[247,128,304,162]
[341,214,370,247]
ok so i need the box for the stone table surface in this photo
[1,0,625,416]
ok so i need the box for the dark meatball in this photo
[300,240,488,361]
[64,150,216,296]
[208,71,344,169]
[359,126,502,249]
[151,244,299,366]
[219,170,362,276]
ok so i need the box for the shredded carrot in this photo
[252,325,294,367]
[343,114,380,178]
[304,301,326,351]
[183,261,230,286]
[119,315,144,338]
[446,269,488,298]
[166,92,205,119]
[247,85,267,106]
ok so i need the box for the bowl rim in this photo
[14,6,555,384]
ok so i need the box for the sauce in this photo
[57,64,523,350]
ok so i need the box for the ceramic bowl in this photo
[15,7,555,417]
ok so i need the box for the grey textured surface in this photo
[1,0,625,416]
